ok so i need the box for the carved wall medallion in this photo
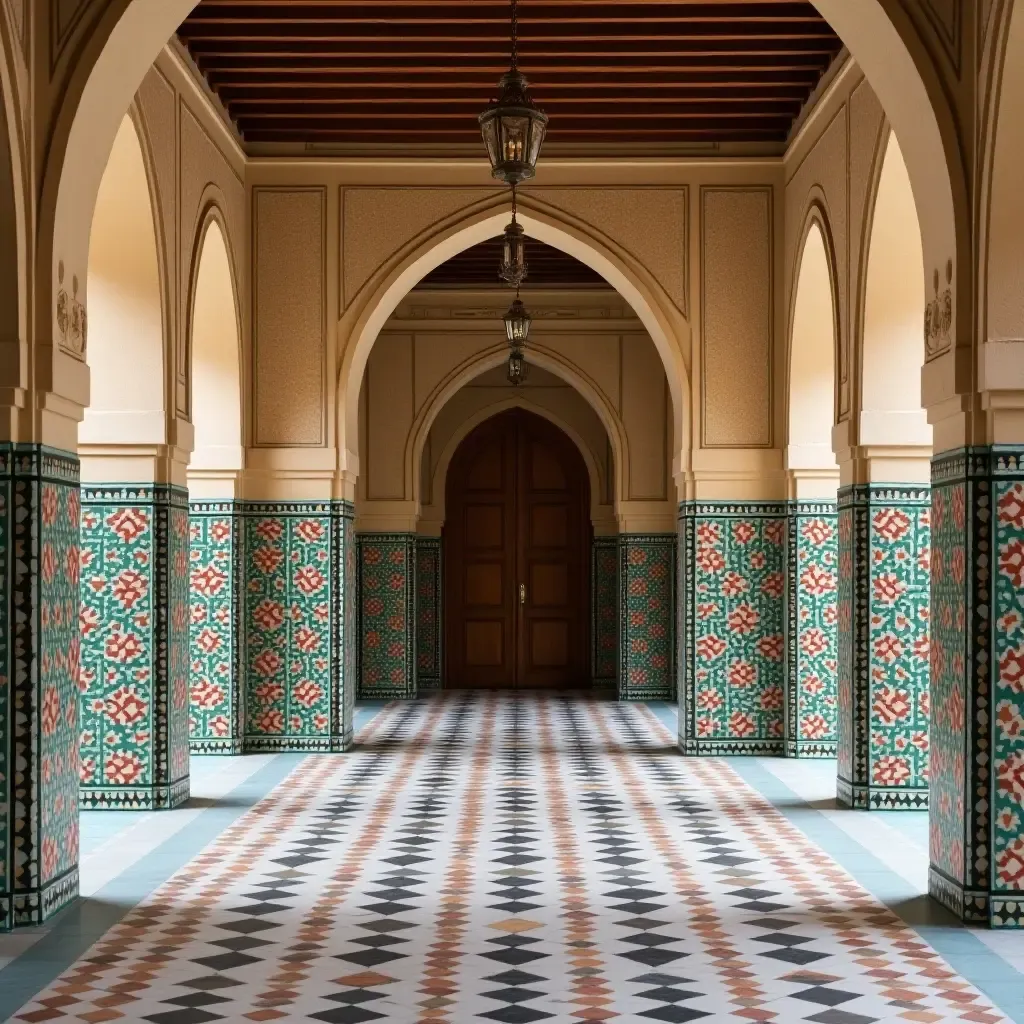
[56,261,87,357]
[924,260,953,357]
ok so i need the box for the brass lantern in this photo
[503,297,532,346]
[499,211,528,287]
[507,347,529,386]
[478,0,548,185]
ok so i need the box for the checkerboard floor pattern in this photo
[12,693,1009,1022]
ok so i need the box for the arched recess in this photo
[80,113,166,447]
[339,196,687,491]
[983,1,1024,362]
[859,131,930,449]
[787,208,840,477]
[187,208,243,473]
[408,345,628,528]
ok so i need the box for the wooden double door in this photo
[444,409,591,690]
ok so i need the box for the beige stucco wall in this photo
[784,57,930,486]
[79,43,247,487]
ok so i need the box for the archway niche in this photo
[860,131,929,453]
[788,219,839,481]
[189,217,242,476]
[80,113,166,450]
[782,215,841,758]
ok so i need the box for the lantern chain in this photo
[511,0,518,70]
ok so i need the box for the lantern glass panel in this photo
[504,300,532,345]
[507,349,528,385]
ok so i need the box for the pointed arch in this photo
[407,344,628,527]
[187,208,243,472]
[338,195,689,490]
[787,206,840,474]
[81,113,166,447]
[859,131,930,448]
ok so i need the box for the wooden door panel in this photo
[445,409,590,690]
[528,620,570,668]
[445,416,517,689]
[516,412,590,689]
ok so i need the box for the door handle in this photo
[519,583,526,605]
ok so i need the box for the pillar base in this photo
[929,867,1024,928]
[79,775,190,811]
[837,777,929,810]
[0,866,79,932]
[785,740,838,758]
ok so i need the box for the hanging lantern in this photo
[499,214,528,287]
[479,0,548,185]
[507,347,529,385]
[503,297,532,346]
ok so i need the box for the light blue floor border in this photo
[0,704,387,1022]
[646,701,1024,1022]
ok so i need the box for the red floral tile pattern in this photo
[0,448,82,926]
[359,534,416,699]
[592,538,618,687]
[415,538,441,695]
[837,487,930,810]
[786,505,839,756]
[680,505,786,753]
[189,505,241,752]
[79,486,190,810]
[619,535,675,701]
[244,508,336,748]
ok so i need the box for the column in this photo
[678,502,787,753]
[929,448,1024,925]
[79,474,191,809]
[414,536,442,696]
[785,498,840,757]
[357,533,417,699]
[836,483,931,809]
[188,499,244,753]
[618,534,676,701]
[592,536,619,690]
[0,446,81,927]
[243,500,355,751]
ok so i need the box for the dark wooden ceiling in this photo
[177,1,844,151]
[419,236,606,288]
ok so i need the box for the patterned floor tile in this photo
[8,694,1014,1022]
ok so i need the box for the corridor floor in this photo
[3,694,1022,1023]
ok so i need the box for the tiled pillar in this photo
[929,449,1024,925]
[592,536,619,689]
[619,534,675,701]
[243,502,354,751]
[79,484,191,809]
[0,447,81,928]
[836,485,931,809]
[357,533,417,699]
[188,501,243,753]
[785,501,840,757]
[415,537,442,696]
[678,503,787,753]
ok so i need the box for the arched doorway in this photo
[444,409,591,690]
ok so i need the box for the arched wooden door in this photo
[444,409,591,690]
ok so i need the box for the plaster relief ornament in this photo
[924,260,953,357]
[56,261,87,357]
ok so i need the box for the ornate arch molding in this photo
[786,195,843,443]
[126,101,173,398]
[979,0,1024,354]
[852,119,894,424]
[0,3,26,356]
[407,344,627,528]
[336,191,689,484]
[426,400,608,533]
[183,188,244,423]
